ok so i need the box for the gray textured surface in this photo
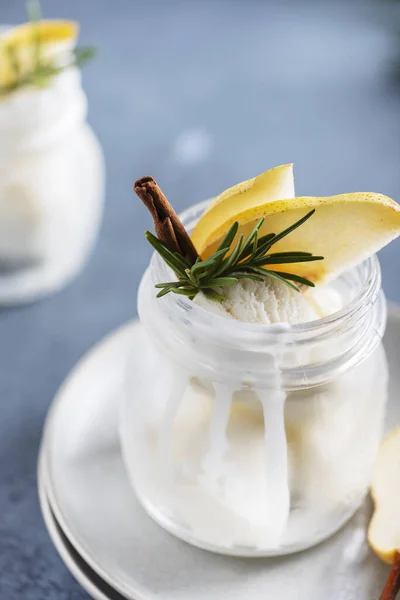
[0,0,399,598]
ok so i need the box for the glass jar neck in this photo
[138,201,386,391]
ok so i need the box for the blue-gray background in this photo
[0,0,399,598]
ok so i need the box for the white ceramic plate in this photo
[38,453,128,600]
[41,312,400,600]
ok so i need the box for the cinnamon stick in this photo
[134,176,199,263]
[380,551,400,600]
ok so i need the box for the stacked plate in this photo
[38,315,400,600]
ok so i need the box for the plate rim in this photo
[41,320,151,600]
[38,447,118,600]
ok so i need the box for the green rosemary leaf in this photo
[262,271,301,292]
[202,248,228,263]
[73,46,97,68]
[267,209,315,247]
[266,251,313,257]
[145,231,172,256]
[155,283,172,288]
[191,249,227,276]
[192,248,229,279]
[155,281,191,289]
[204,248,231,278]
[171,288,197,297]
[145,230,176,258]
[231,273,264,282]
[232,265,268,276]
[203,290,226,303]
[216,221,239,252]
[186,268,199,286]
[190,260,216,277]
[145,231,187,277]
[156,281,194,297]
[34,63,65,88]
[251,230,259,261]
[205,277,238,287]
[173,252,192,271]
[254,254,324,266]
[176,252,193,268]
[240,232,276,260]
[221,234,244,272]
[239,218,265,259]
[272,272,315,287]
[157,283,196,298]
[257,232,276,247]
[156,287,176,298]
[244,267,300,291]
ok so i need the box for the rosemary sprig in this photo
[146,209,324,302]
[0,1,96,98]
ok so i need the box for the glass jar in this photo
[0,68,104,304]
[120,200,388,556]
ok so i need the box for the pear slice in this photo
[191,163,295,252]
[368,426,400,564]
[0,20,78,48]
[0,20,79,91]
[191,166,400,283]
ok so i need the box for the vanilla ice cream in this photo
[194,277,342,324]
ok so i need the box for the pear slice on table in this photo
[191,167,400,283]
[0,20,78,91]
[369,427,400,565]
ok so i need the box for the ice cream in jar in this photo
[0,10,104,303]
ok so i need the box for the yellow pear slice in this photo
[0,20,78,91]
[191,163,295,251]
[0,20,78,47]
[192,181,400,283]
[368,426,400,564]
